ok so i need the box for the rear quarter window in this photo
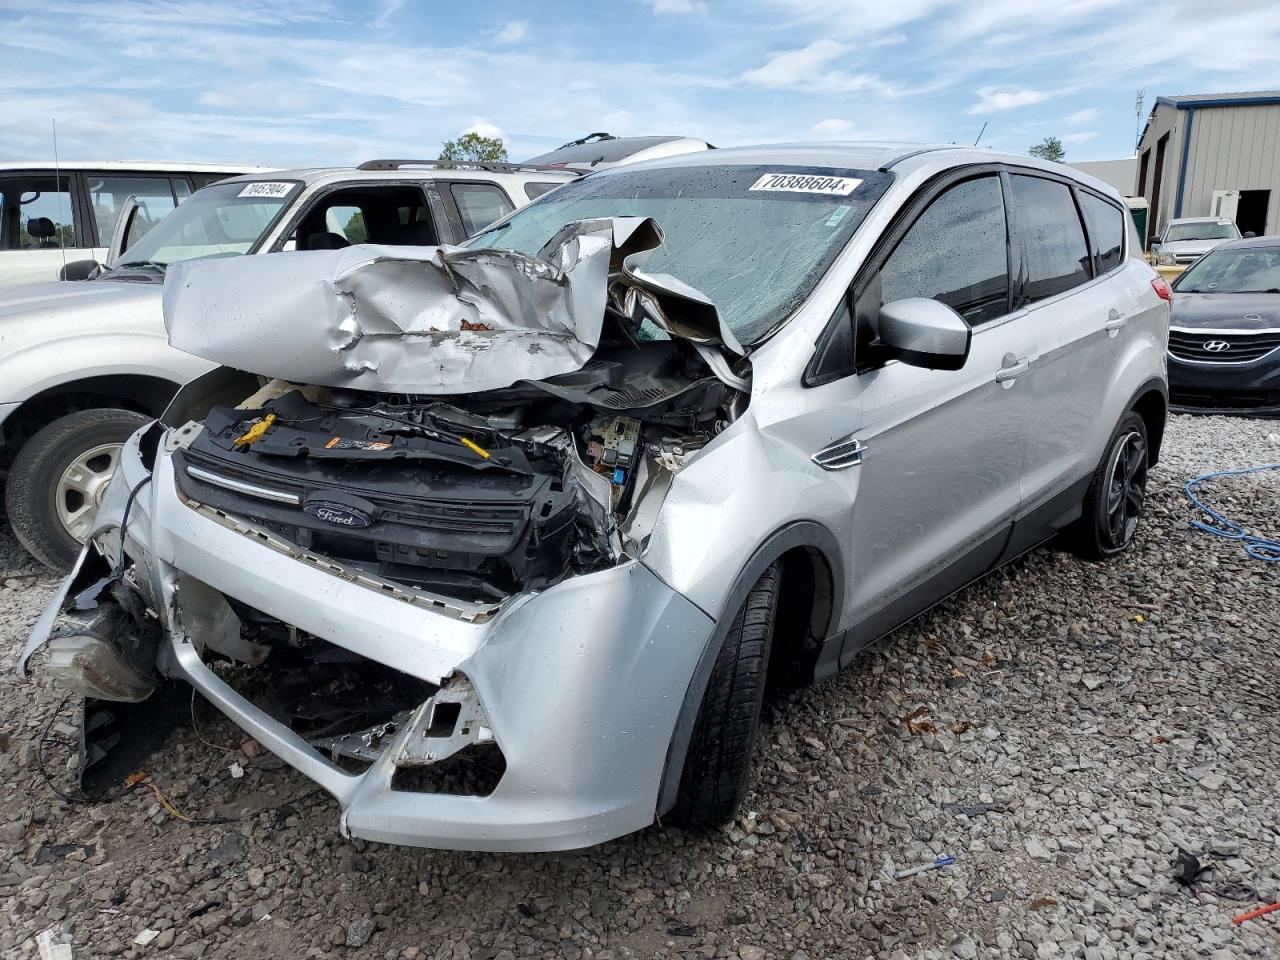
[1079,192,1125,274]
[451,183,514,237]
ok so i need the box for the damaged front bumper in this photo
[21,431,713,851]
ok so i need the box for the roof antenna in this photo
[973,122,988,147]
[51,119,68,277]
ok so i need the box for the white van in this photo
[0,161,269,286]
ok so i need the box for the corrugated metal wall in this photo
[1180,104,1280,234]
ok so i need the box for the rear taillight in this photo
[1151,277,1172,302]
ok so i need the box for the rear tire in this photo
[6,409,148,570]
[1069,411,1149,560]
[671,563,780,826]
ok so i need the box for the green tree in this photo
[1028,136,1065,163]
[439,132,508,164]
[343,211,368,244]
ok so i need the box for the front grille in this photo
[1168,329,1280,364]
[1174,254,1199,264]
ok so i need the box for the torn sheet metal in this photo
[620,266,745,356]
[163,217,663,395]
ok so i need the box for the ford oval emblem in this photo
[303,501,372,528]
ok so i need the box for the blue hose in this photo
[1184,463,1280,562]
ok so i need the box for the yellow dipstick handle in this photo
[234,413,276,446]
[460,436,491,460]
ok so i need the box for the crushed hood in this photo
[163,217,741,395]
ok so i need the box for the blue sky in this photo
[2,0,1279,168]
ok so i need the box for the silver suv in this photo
[22,143,1170,852]
[0,160,578,567]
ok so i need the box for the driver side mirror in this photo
[1243,231,1257,238]
[59,259,104,281]
[878,298,971,371]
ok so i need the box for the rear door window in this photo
[879,175,1011,325]
[1009,175,1092,301]
[88,175,179,246]
[450,183,514,237]
[1079,192,1125,274]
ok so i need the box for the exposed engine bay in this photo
[173,357,736,602]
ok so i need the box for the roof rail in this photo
[356,158,584,176]
[554,132,616,150]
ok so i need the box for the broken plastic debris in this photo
[893,855,956,880]
[36,930,73,960]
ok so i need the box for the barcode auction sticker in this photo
[238,181,294,199]
[749,173,862,196]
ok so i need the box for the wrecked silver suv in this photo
[21,145,1170,851]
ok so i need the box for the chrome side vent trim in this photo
[812,437,866,471]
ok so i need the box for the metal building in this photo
[1135,90,1280,244]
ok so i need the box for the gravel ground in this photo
[1,413,1278,960]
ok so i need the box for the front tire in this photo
[671,563,780,826]
[7,408,148,570]
[1070,410,1149,560]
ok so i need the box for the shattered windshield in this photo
[108,180,299,276]
[468,164,893,344]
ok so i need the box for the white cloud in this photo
[1062,130,1098,144]
[966,86,1052,115]
[494,20,528,43]
[650,0,705,12]
[198,84,313,112]
[461,121,507,142]
[809,117,855,138]
[1065,107,1100,125]
[869,32,907,46]
[742,40,891,95]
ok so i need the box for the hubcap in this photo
[56,442,122,544]
[1103,430,1146,550]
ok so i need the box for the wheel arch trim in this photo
[653,520,843,816]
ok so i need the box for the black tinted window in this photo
[880,175,1010,325]
[1080,192,1124,274]
[1011,175,1091,301]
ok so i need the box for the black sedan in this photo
[1167,236,1280,415]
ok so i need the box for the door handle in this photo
[1104,309,1128,335]
[994,358,1029,382]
